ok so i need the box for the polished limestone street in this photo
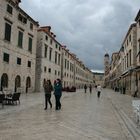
[0,89,140,140]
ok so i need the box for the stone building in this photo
[35,27,94,91]
[104,23,137,95]
[75,62,92,88]
[104,53,110,76]
[109,52,119,89]
[104,22,139,96]
[104,53,110,87]
[0,0,95,93]
[121,23,137,95]
[135,11,140,97]
[35,26,62,91]
[0,0,39,93]
[61,46,75,88]
[61,47,94,89]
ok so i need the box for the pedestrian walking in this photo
[54,79,62,110]
[89,84,92,94]
[84,84,87,93]
[97,84,102,98]
[43,80,53,110]
[123,86,126,94]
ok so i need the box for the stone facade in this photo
[135,11,140,97]
[35,26,62,91]
[74,60,93,89]
[0,0,38,93]
[61,47,94,89]
[0,0,94,93]
[104,53,110,87]
[61,46,75,88]
[121,23,137,95]
[35,27,94,91]
[104,19,140,96]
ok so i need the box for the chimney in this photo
[51,32,54,36]
[51,32,56,38]
[39,26,51,34]
[12,0,21,6]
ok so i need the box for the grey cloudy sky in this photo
[20,0,140,71]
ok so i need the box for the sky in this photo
[20,0,140,72]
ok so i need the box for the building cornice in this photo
[7,0,39,26]
[122,23,136,45]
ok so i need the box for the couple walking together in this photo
[43,79,62,110]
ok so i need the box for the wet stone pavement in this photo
[0,89,140,140]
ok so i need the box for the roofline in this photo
[135,10,140,21]
[38,27,62,47]
[8,0,39,26]
[122,23,136,45]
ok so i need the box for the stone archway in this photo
[1,73,8,91]
[15,75,21,92]
[26,76,31,93]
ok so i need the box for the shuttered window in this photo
[3,53,9,63]
[44,45,48,58]
[27,61,31,68]
[28,37,32,52]
[18,31,23,48]
[4,23,11,41]
[7,4,13,14]
[17,57,21,65]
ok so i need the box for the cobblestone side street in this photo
[0,89,140,140]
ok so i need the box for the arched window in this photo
[15,75,21,87]
[1,73,8,91]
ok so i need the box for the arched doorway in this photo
[1,73,8,91]
[15,75,21,92]
[26,77,31,93]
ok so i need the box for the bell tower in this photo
[104,53,110,76]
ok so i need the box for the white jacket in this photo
[97,85,102,92]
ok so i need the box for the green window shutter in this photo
[44,46,47,58]
[18,31,23,48]
[7,4,13,14]
[27,61,31,67]
[17,57,21,65]
[28,37,32,52]
[4,23,11,41]
[3,53,9,63]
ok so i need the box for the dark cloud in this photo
[20,0,140,71]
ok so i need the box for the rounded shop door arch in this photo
[26,76,31,93]
[1,73,8,91]
[15,75,21,92]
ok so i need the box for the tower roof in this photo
[104,53,109,57]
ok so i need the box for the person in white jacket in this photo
[97,84,102,98]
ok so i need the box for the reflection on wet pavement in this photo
[0,89,134,140]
